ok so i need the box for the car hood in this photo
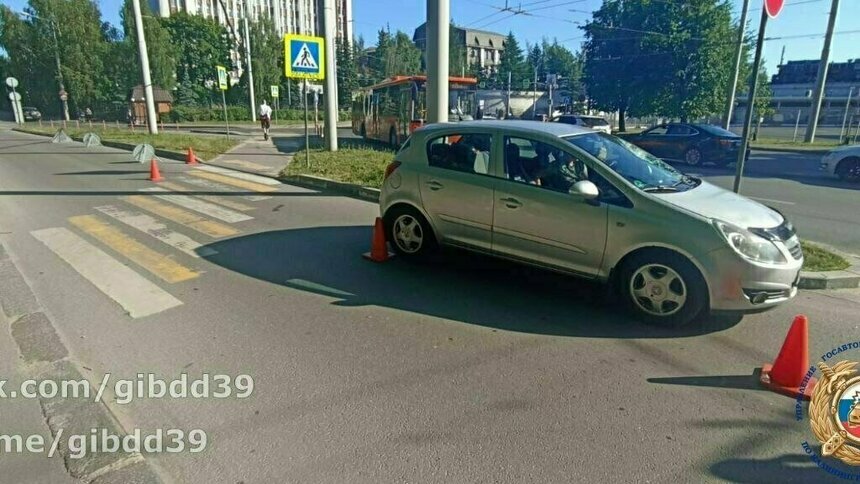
[828,144,860,155]
[652,180,783,229]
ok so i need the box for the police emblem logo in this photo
[810,360,860,465]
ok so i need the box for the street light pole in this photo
[243,13,257,122]
[733,8,768,194]
[804,0,841,143]
[426,0,450,124]
[322,0,338,151]
[723,0,750,129]
[131,0,158,134]
[48,21,70,122]
[839,86,854,143]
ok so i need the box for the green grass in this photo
[281,140,395,188]
[801,242,851,272]
[18,127,239,160]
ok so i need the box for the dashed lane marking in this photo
[94,205,217,258]
[122,196,239,238]
[31,227,183,318]
[69,215,200,283]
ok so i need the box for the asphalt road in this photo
[1,129,860,483]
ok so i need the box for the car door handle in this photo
[425,180,443,191]
[500,197,522,209]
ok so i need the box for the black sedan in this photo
[619,123,748,167]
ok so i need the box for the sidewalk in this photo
[205,134,305,177]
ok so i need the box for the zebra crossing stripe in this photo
[94,205,217,258]
[69,215,200,283]
[31,227,183,318]
[175,176,271,201]
[139,187,253,223]
[122,196,238,238]
[195,165,281,185]
[158,181,256,212]
[189,171,278,193]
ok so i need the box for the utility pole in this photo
[322,0,338,150]
[532,67,537,120]
[506,71,512,118]
[840,86,855,142]
[426,0,450,124]
[733,7,768,194]
[243,14,256,122]
[723,0,750,130]
[804,0,841,143]
[131,0,158,134]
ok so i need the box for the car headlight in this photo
[713,220,787,264]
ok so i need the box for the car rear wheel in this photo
[837,157,860,183]
[619,250,707,328]
[384,206,437,258]
[684,147,703,166]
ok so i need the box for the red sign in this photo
[764,0,784,18]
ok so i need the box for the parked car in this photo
[619,123,748,167]
[820,144,860,183]
[552,114,612,134]
[379,121,802,328]
[22,106,41,121]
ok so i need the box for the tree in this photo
[497,32,529,89]
[449,24,467,77]
[238,15,280,107]
[120,0,175,92]
[753,65,775,120]
[583,0,737,129]
[337,38,359,109]
[162,13,232,106]
[372,29,421,80]
[541,40,582,94]
[527,43,543,80]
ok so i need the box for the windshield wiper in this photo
[643,185,680,193]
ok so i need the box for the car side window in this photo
[501,136,592,194]
[667,125,694,136]
[645,126,668,136]
[426,133,493,175]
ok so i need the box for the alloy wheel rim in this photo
[393,215,423,253]
[686,149,701,165]
[629,263,687,316]
[847,161,860,181]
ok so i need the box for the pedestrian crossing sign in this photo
[284,34,325,80]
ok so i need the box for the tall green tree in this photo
[120,0,175,92]
[449,25,468,77]
[372,29,421,80]
[541,40,582,94]
[337,38,359,109]
[162,12,231,106]
[497,32,529,89]
[236,15,280,107]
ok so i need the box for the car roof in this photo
[419,120,591,138]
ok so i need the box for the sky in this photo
[4,0,859,74]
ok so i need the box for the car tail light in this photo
[384,161,401,180]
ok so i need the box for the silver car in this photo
[379,121,803,327]
[820,144,860,183]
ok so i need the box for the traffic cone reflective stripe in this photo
[186,147,199,165]
[362,217,392,262]
[760,314,817,400]
[149,158,164,182]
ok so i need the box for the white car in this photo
[552,114,612,135]
[820,145,860,183]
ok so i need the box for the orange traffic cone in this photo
[149,158,164,182]
[186,147,199,165]
[362,217,392,262]
[760,314,817,400]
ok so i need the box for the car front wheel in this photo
[619,250,708,328]
[837,157,860,183]
[384,206,437,258]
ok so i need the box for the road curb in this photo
[279,174,381,203]
[12,128,190,162]
[798,244,860,290]
[750,146,830,156]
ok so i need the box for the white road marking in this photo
[750,196,796,206]
[285,278,354,297]
[175,176,272,201]
[31,227,182,318]
[196,165,281,185]
[139,187,253,223]
[94,205,217,258]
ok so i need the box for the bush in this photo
[167,105,350,123]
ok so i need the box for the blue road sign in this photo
[284,34,325,80]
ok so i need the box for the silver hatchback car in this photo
[379,121,803,327]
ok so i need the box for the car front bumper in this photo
[702,246,802,312]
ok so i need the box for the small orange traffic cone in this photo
[760,314,817,400]
[362,217,392,262]
[185,147,199,165]
[149,158,164,182]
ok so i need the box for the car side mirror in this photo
[569,180,599,200]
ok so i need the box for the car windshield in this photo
[580,117,609,127]
[695,124,739,137]
[563,132,698,192]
